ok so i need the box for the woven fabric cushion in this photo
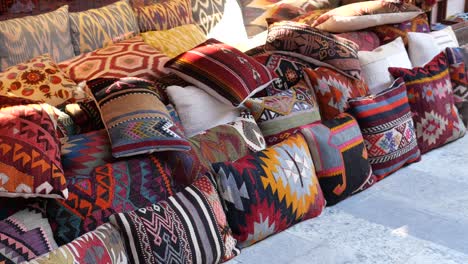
[0,54,78,107]
[166,39,275,106]
[191,0,227,34]
[110,175,240,263]
[212,133,325,247]
[370,13,430,45]
[69,0,139,55]
[311,1,423,33]
[46,155,175,245]
[0,5,74,71]
[0,207,58,263]
[58,36,170,83]
[265,21,361,80]
[0,97,67,199]
[142,24,206,58]
[336,31,381,52]
[88,77,190,158]
[305,67,369,120]
[389,52,466,154]
[64,99,105,134]
[446,47,468,128]
[349,78,421,179]
[28,223,128,264]
[134,0,193,33]
[244,86,321,138]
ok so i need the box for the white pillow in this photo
[166,85,241,137]
[358,37,412,94]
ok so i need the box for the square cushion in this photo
[28,223,128,264]
[389,52,466,154]
[88,77,190,158]
[0,97,67,199]
[265,21,361,80]
[133,0,193,33]
[445,47,468,128]
[46,155,175,245]
[141,24,206,58]
[69,0,139,55]
[165,39,276,106]
[0,54,78,107]
[58,36,170,83]
[0,207,58,263]
[311,1,423,33]
[212,133,325,247]
[305,67,369,120]
[244,86,321,138]
[370,13,430,45]
[110,175,240,263]
[349,78,422,179]
[0,5,75,71]
[358,37,413,94]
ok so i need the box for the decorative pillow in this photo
[349,78,421,179]
[142,24,206,58]
[110,175,240,263]
[165,38,276,106]
[336,31,381,52]
[47,155,175,245]
[0,54,78,107]
[370,13,430,45]
[264,21,361,79]
[305,67,369,120]
[244,86,321,138]
[133,0,193,33]
[389,52,466,154]
[445,47,468,128]
[0,5,74,71]
[69,0,139,55]
[311,1,423,33]
[0,98,67,199]
[212,133,325,247]
[58,36,170,83]
[166,103,186,136]
[64,99,105,134]
[28,223,128,264]
[191,0,227,34]
[358,37,413,94]
[88,77,190,158]
[0,207,58,263]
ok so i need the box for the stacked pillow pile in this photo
[0,0,467,264]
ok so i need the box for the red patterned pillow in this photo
[336,31,381,52]
[389,52,466,154]
[0,96,67,199]
[165,38,276,106]
[58,36,170,83]
[305,67,369,120]
[370,13,430,45]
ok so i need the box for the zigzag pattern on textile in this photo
[134,0,193,32]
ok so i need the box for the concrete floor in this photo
[228,135,468,264]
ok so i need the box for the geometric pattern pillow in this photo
[370,13,430,45]
[265,21,362,79]
[349,78,422,180]
[212,133,325,248]
[445,47,468,127]
[88,77,190,158]
[58,36,170,83]
[0,54,78,107]
[110,175,241,263]
[0,99,67,199]
[305,67,369,120]
[389,52,467,154]
[0,207,58,264]
[133,0,193,33]
[336,31,382,52]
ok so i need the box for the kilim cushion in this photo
[88,77,190,158]
[349,78,422,180]
[46,155,175,245]
[264,21,362,80]
[165,38,276,106]
[370,13,430,46]
[212,133,325,247]
[305,67,369,120]
[445,47,468,127]
[133,0,193,33]
[166,103,186,136]
[0,54,79,107]
[0,207,58,263]
[244,86,322,139]
[28,223,128,264]
[389,52,466,154]
[336,31,381,52]
[69,0,139,55]
[0,96,67,199]
[110,175,241,263]
[64,99,105,135]
[0,5,75,71]
[58,36,170,83]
